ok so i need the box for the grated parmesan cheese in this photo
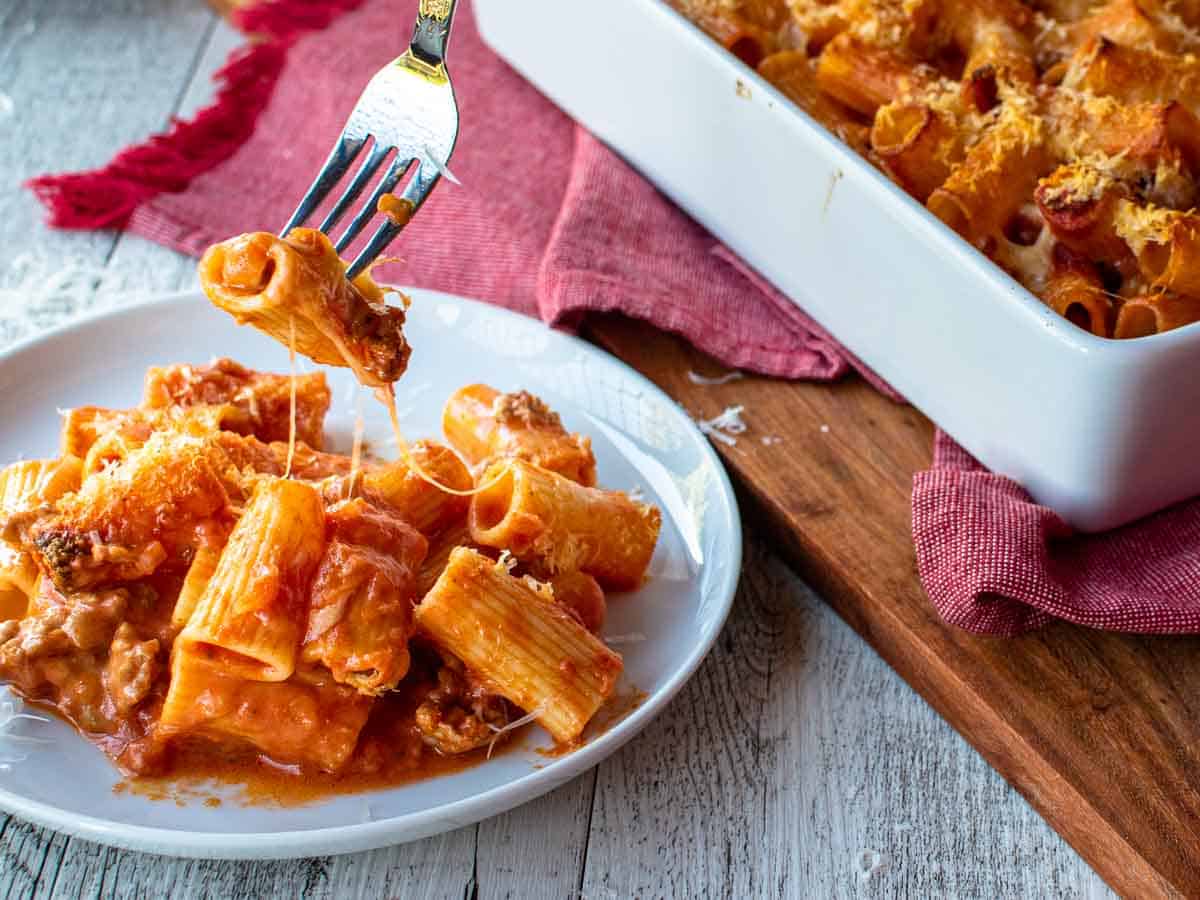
[1114,200,1178,256]
[485,706,544,759]
[686,369,744,386]
[696,405,748,446]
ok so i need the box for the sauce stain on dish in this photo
[113,774,222,810]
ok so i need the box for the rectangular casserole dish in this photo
[475,0,1200,532]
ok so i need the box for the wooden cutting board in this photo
[588,315,1200,899]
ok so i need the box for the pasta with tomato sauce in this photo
[0,235,660,796]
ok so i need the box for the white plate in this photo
[0,290,741,859]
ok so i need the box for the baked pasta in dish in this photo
[0,360,659,792]
[674,0,1200,338]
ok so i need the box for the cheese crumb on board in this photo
[697,405,748,446]
[686,369,744,386]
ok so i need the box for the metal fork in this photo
[282,0,460,280]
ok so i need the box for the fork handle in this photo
[411,0,459,68]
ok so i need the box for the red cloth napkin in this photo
[913,432,1200,636]
[29,0,1200,636]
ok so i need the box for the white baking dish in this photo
[475,0,1200,532]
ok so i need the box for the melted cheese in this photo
[379,387,512,498]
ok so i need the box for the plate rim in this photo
[0,289,743,859]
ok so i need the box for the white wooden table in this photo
[0,3,1115,896]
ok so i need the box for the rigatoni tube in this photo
[442,384,596,486]
[415,522,473,598]
[0,457,82,517]
[415,547,622,743]
[179,478,324,681]
[469,459,660,591]
[160,650,372,772]
[198,229,410,388]
[1113,292,1200,339]
[0,457,83,613]
[171,536,224,629]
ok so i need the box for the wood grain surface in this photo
[589,315,1200,899]
[0,2,1120,897]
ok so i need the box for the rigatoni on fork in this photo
[0,352,662,785]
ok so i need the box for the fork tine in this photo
[333,155,416,254]
[344,219,406,282]
[344,162,442,280]
[317,142,391,235]
[281,132,368,237]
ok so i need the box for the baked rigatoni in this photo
[30,432,233,591]
[159,650,372,772]
[358,440,472,534]
[0,458,82,615]
[443,385,596,486]
[415,522,475,597]
[178,478,324,681]
[143,358,331,449]
[0,458,82,522]
[0,354,664,788]
[470,459,660,591]
[415,547,623,743]
[171,537,224,629]
[678,0,1200,338]
[199,229,410,389]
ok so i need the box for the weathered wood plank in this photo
[23,826,475,900]
[580,538,1115,899]
[0,0,217,351]
[35,836,109,900]
[0,0,215,279]
[756,553,1116,899]
[475,773,595,900]
[317,829,476,900]
[0,817,68,900]
[175,16,243,121]
[100,229,204,302]
[579,538,780,899]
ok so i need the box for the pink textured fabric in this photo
[913,431,1200,636]
[117,0,877,383]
